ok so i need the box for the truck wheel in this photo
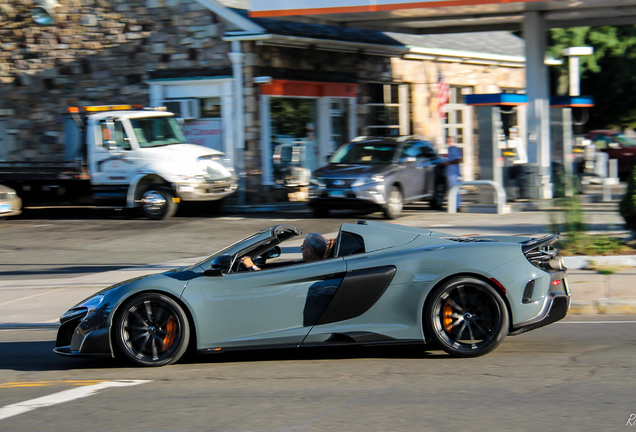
[140,185,178,220]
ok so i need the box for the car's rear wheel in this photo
[425,277,509,357]
[114,293,190,366]
[383,186,403,219]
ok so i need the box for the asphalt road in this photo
[1,316,635,432]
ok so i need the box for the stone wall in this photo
[0,0,232,161]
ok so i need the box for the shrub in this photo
[619,165,636,233]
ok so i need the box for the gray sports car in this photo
[54,221,570,366]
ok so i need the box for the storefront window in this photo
[366,83,408,136]
[270,98,316,186]
[330,99,349,151]
[200,97,221,118]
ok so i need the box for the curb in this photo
[563,255,636,270]
[570,299,636,315]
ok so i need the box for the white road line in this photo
[559,321,636,324]
[0,380,151,421]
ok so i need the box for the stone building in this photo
[0,0,526,205]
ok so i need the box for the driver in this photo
[240,233,327,271]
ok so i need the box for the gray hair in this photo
[305,232,327,258]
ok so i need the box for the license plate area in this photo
[328,190,347,198]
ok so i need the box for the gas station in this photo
[250,0,636,208]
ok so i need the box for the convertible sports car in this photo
[54,221,570,366]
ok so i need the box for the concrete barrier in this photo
[448,180,507,214]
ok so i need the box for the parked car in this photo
[308,136,446,219]
[0,184,22,218]
[586,130,636,179]
[54,221,570,366]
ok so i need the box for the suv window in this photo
[400,140,438,161]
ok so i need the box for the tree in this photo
[547,26,636,130]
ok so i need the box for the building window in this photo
[270,97,316,186]
[330,99,349,150]
[200,97,221,118]
[366,83,409,136]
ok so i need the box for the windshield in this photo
[614,133,636,148]
[130,116,187,147]
[330,142,397,164]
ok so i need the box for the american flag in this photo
[437,68,450,120]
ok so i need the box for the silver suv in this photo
[308,136,445,219]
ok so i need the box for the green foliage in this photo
[619,165,636,232]
[557,233,628,256]
[551,194,630,256]
[547,26,636,129]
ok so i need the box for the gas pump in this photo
[465,93,528,201]
[550,95,594,195]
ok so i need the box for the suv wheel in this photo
[383,186,403,219]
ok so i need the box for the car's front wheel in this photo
[140,184,178,220]
[383,186,403,219]
[114,293,190,366]
[425,277,509,357]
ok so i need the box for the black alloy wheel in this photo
[114,293,190,366]
[425,277,509,357]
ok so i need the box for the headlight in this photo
[353,175,384,187]
[310,177,326,188]
[61,294,105,323]
[198,156,233,180]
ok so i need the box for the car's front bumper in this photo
[54,308,113,358]
[308,183,388,210]
[175,178,238,202]
[0,197,22,217]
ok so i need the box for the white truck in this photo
[0,105,237,219]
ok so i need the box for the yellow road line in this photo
[0,289,65,307]
[0,380,107,388]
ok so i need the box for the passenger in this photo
[240,232,327,271]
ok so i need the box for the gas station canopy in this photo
[249,0,636,34]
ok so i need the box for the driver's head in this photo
[301,233,327,262]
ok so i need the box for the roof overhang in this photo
[249,0,636,34]
[223,32,408,56]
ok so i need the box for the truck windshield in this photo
[130,116,187,148]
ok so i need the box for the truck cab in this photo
[68,105,238,219]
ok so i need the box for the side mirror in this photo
[264,246,281,259]
[399,156,417,163]
[204,255,232,277]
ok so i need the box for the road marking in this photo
[0,290,63,307]
[0,380,151,421]
[559,320,636,324]
[0,380,107,388]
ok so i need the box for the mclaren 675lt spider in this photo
[55,221,570,366]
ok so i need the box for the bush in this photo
[619,166,636,232]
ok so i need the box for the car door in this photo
[181,258,347,350]
[90,119,136,185]
[395,140,426,201]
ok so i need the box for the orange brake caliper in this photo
[443,301,453,333]
[162,315,177,352]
